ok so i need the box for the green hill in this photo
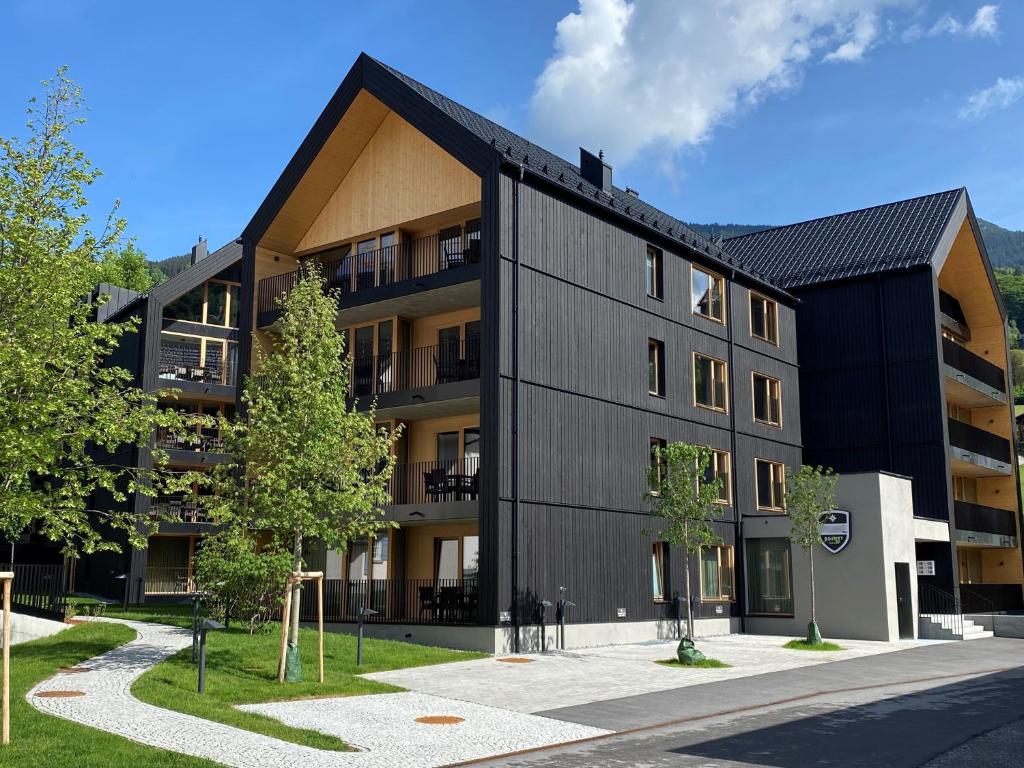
[977,219,1024,270]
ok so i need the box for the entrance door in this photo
[895,562,914,640]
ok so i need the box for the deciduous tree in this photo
[785,464,838,644]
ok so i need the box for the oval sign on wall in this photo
[819,509,851,554]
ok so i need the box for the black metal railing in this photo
[387,457,481,505]
[156,426,226,454]
[947,418,1012,464]
[145,566,193,594]
[158,338,237,387]
[349,340,481,399]
[148,495,211,523]
[257,228,481,322]
[939,290,968,326]
[919,581,963,638]
[0,563,67,618]
[953,500,1017,537]
[942,338,1005,393]
[295,578,478,625]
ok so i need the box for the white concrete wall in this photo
[745,472,917,642]
[1,611,68,647]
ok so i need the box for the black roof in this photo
[723,188,966,288]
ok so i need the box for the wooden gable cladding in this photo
[296,109,481,254]
[938,217,1007,372]
[259,89,391,254]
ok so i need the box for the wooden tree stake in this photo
[2,572,13,745]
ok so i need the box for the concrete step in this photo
[918,614,993,640]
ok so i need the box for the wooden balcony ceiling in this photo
[375,395,479,422]
[335,280,480,327]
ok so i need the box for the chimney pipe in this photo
[191,236,208,266]
[579,148,612,195]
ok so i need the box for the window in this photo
[648,339,665,396]
[463,535,480,580]
[745,538,793,614]
[700,449,731,505]
[952,476,977,503]
[646,245,663,300]
[752,373,782,426]
[691,265,725,322]
[694,353,727,411]
[700,545,734,601]
[750,293,778,344]
[651,542,668,600]
[755,459,786,511]
[650,437,666,488]
[163,285,204,323]
[206,282,228,326]
[372,536,389,563]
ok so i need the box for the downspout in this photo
[511,164,523,652]
[727,271,744,634]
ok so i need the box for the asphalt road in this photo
[470,638,1024,768]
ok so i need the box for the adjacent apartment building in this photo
[55,54,1020,649]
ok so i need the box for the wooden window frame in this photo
[755,458,786,512]
[693,352,728,412]
[651,541,668,601]
[699,544,735,602]
[749,292,779,345]
[698,447,732,505]
[648,338,666,397]
[649,437,667,492]
[690,264,726,324]
[752,372,783,427]
[646,244,664,301]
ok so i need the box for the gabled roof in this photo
[723,189,966,289]
[244,53,791,300]
[102,240,243,322]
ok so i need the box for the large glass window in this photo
[694,354,727,411]
[701,545,734,601]
[163,285,204,323]
[691,266,725,322]
[435,539,459,581]
[750,293,778,344]
[756,459,786,511]
[646,245,663,300]
[228,284,240,327]
[746,538,793,614]
[700,449,731,504]
[462,535,480,580]
[753,373,782,426]
[648,339,665,396]
[649,437,666,488]
[206,282,228,326]
[651,542,668,600]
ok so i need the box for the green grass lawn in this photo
[655,657,730,668]
[132,622,487,750]
[4,622,221,767]
[783,639,845,651]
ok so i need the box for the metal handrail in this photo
[918,581,963,638]
[348,340,481,398]
[942,338,1005,393]
[295,577,479,625]
[387,456,481,505]
[947,418,1011,464]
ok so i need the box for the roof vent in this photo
[580,148,612,195]
[190,236,208,266]
[625,187,639,198]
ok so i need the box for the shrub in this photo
[193,531,293,634]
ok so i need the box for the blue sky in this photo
[1,1,1022,260]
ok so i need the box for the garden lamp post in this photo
[356,607,378,666]
[197,618,225,694]
[114,572,130,613]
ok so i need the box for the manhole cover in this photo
[57,667,91,674]
[415,715,464,725]
[496,657,533,663]
[35,690,85,698]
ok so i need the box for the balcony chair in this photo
[434,354,461,384]
[423,467,450,500]
[418,586,438,619]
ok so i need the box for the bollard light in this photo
[114,572,130,613]
[356,607,379,666]
[539,600,553,653]
[191,591,202,663]
[198,618,225,694]
[557,598,576,650]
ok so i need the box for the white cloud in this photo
[529,0,913,169]
[909,4,1000,40]
[960,76,1024,120]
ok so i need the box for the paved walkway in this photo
[364,633,931,713]
[27,618,607,768]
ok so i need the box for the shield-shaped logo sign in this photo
[819,510,851,554]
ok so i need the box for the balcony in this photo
[156,427,227,462]
[947,418,1012,477]
[145,566,194,595]
[158,335,237,395]
[296,578,478,625]
[350,341,480,410]
[939,289,970,340]
[953,500,1018,547]
[942,338,1006,406]
[149,494,211,524]
[257,229,481,328]
[388,457,481,507]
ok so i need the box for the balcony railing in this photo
[296,578,478,625]
[948,418,1011,464]
[387,457,481,505]
[149,495,211,523]
[144,566,194,594]
[942,338,1005,394]
[156,427,226,454]
[350,340,480,399]
[257,229,481,322]
[158,339,237,387]
[954,500,1017,537]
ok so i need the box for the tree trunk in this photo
[683,520,693,639]
[809,542,816,625]
[284,530,303,682]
